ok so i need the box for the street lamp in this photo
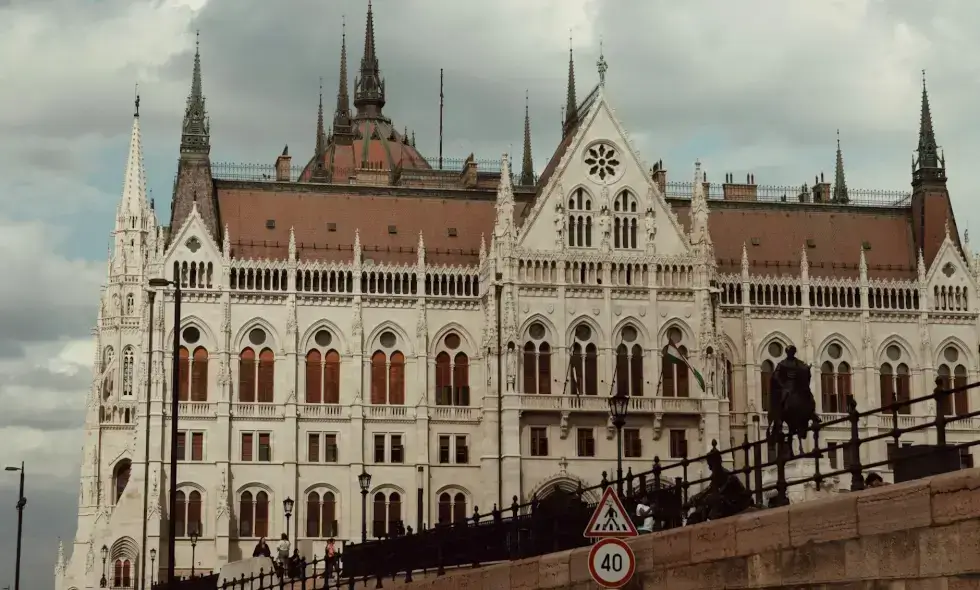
[149,549,156,586]
[189,528,199,578]
[282,497,294,544]
[100,545,109,588]
[608,393,630,495]
[357,470,372,543]
[147,276,182,588]
[5,462,25,590]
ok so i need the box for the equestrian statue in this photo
[767,345,821,456]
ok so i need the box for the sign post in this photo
[583,487,637,588]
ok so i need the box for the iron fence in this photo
[664,180,911,208]
[168,378,978,590]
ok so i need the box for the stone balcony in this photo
[517,394,703,415]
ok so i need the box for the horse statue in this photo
[767,345,821,456]
[684,446,754,524]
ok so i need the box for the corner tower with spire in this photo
[353,0,387,121]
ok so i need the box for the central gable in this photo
[517,88,690,257]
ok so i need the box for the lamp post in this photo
[149,549,156,586]
[608,393,630,496]
[189,528,199,578]
[140,288,157,590]
[357,470,372,542]
[4,462,25,590]
[100,545,109,588]
[415,465,424,531]
[282,497,294,545]
[147,277,182,588]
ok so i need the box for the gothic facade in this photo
[57,5,980,590]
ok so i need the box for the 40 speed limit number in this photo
[588,538,636,588]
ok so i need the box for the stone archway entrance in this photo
[530,484,593,554]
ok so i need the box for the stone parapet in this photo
[381,467,980,589]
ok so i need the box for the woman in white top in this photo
[276,533,291,563]
[636,501,654,534]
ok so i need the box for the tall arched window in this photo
[178,327,208,401]
[615,325,644,396]
[178,347,191,401]
[434,332,470,406]
[371,331,405,404]
[238,348,255,402]
[437,491,469,525]
[122,347,135,397]
[112,559,131,587]
[239,490,270,538]
[191,347,208,401]
[305,329,342,404]
[113,459,131,503]
[758,339,787,412]
[174,489,203,537]
[569,323,599,395]
[522,322,552,394]
[937,345,969,416]
[239,327,275,403]
[126,292,135,315]
[819,342,852,413]
[613,190,639,249]
[879,343,911,415]
[663,327,693,398]
[567,188,594,248]
[372,491,402,538]
[305,490,338,538]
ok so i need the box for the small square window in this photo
[751,237,761,246]
[806,238,816,248]
[265,219,276,229]
[447,228,458,237]
[387,225,397,235]
[327,222,337,232]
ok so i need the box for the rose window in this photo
[584,143,621,183]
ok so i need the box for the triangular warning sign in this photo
[583,487,638,538]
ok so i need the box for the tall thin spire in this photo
[333,16,353,139]
[833,129,849,203]
[915,70,943,174]
[311,78,328,181]
[120,92,148,223]
[180,30,210,158]
[564,33,578,133]
[521,91,534,186]
[353,0,387,119]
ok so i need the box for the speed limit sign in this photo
[588,538,636,588]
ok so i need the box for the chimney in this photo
[811,172,830,203]
[459,153,479,188]
[722,172,758,201]
[275,145,292,181]
[650,160,667,193]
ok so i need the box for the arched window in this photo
[112,559,132,587]
[371,331,405,405]
[663,327,692,398]
[567,188,594,248]
[305,490,338,538]
[570,323,599,395]
[522,322,552,394]
[191,347,209,401]
[372,491,402,538]
[126,292,135,315]
[239,490,270,538]
[819,342,852,413]
[238,348,256,403]
[615,325,644,397]
[113,459,131,503]
[613,190,639,249]
[238,346,275,402]
[174,489,203,537]
[305,329,342,404]
[434,332,470,406]
[937,345,969,416]
[122,347,135,397]
[725,359,734,401]
[879,343,911,415]
[437,491,469,525]
[758,339,788,412]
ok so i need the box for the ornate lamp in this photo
[608,392,630,428]
[357,470,372,493]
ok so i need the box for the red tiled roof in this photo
[298,119,429,183]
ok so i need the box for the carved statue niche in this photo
[554,201,567,247]
[559,412,570,439]
[644,207,657,253]
[505,342,517,391]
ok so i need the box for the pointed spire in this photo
[563,33,577,133]
[520,90,535,186]
[119,95,148,226]
[417,231,425,268]
[333,17,353,138]
[479,233,487,265]
[860,246,868,281]
[353,229,362,267]
[596,37,608,88]
[690,161,710,247]
[741,243,749,277]
[833,130,849,203]
[222,224,231,259]
[180,30,210,158]
[917,248,926,282]
[288,227,297,261]
[915,70,942,173]
[311,79,328,181]
[800,245,809,281]
[55,539,65,576]
[353,0,387,119]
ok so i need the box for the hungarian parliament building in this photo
[56,4,980,589]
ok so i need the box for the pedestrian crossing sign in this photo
[583,487,638,538]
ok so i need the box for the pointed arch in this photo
[719,332,742,364]
[612,316,650,345]
[934,336,975,369]
[234,318,282,352]
[164,315,218,351]
[566,183,597,207]
[756,330,795,361]
[109,536,140,561]
[429,322,478,356]
[815,333,859,361]
[875,336,918,366]
[565,314,607,345]
[657,319,695,346]
[365,320,415,356]
[527,475,601,504]
[518,314,558,340]
[299,319,350,354]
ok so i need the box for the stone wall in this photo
[384,467,980,589]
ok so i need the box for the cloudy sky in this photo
[2,0,980,587]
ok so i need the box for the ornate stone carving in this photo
[285,297,297,337]
[652,413,664,440]
[644,206,657,254]
[505,345,517,392]
[605,415,616,440]
[351,298,363,345]
[559,412,570,439]
[416,299,428,342]
[698,415,706,441]
[554,200,566,249]
[216,468,229,519]
[85,541,95,573]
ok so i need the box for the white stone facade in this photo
[57,85,980,590]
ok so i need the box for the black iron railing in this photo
[174,378,979,590]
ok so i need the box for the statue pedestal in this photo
[759,458,842,504]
